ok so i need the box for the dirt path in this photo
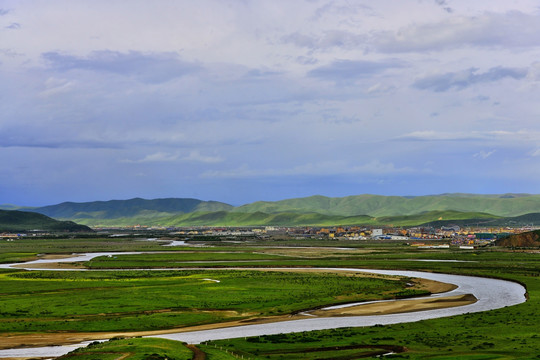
[186,344,206,360]
[115,352,133,360]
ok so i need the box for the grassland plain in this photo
[0,237,177,260]
[71,240,540,359]
[0,267,421,333]
[0,237,538,359]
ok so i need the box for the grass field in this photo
[0,267,417,333]
[0,237,175,261]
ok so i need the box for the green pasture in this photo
[57,337,193,360]
[82,245,538,276]
[85,251,300,268]
[0,268,414,333]
[0,237,173,261]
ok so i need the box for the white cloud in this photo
[122,150,223,164]
[526,62,540,81]
[366,83,396,94]
[397,130,540,143]
[397,131,483,142]
[473,150,496,159]
[374,11,540,53]
[38,77,75,97]
[308,59,406,82]
[182,150,223,164]
[122,152,180,163]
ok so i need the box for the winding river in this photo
[0,251,527,359]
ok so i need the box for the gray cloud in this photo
[5,22,20,29]
[2,2,540,205]
[0,136,122,149]
[282,11,540,54]
[396,130,540,144]
[312,2,374,21]
[434,0,453,13]
[413,67,527,92]
[396,131,486,142]
[0,9,10,16]
[282,30,365,51]
[42,50,200,84]
[375,11,540,53]
[309,59,406,81]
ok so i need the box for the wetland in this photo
[0,236,536,359]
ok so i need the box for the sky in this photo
[1,0,540,206]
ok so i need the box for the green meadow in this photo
[0,267,414,333]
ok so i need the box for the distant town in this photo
[4,224,536,250]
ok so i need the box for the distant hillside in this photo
[33,198,233,220]
[70,211,372,227]
[233,194,540,217]
[69,209,499,228]
[378,210,500,227]
[0,204,36,211]
[13,193,540,226]
[421,212,540,228]
[496,230,540,247]
[0,210,92,232]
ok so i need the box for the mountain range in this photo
[2,193,540,227]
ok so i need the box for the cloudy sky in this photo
[1,0,540,206]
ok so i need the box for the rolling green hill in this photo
[232,193,540,217]
[69,209,499,228]
[0,210,92,232]
[33,197,233,219]
[0,204,36,211]
[419,212,540,228]
[12,193,540,227]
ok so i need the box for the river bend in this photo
[0,252,527,359]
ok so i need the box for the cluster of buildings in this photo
[93,224,536,248]
[7,223,536,249]
[182,224,538,248]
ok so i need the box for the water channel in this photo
[0,251,527,359]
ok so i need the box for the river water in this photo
[0,252,527,359]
